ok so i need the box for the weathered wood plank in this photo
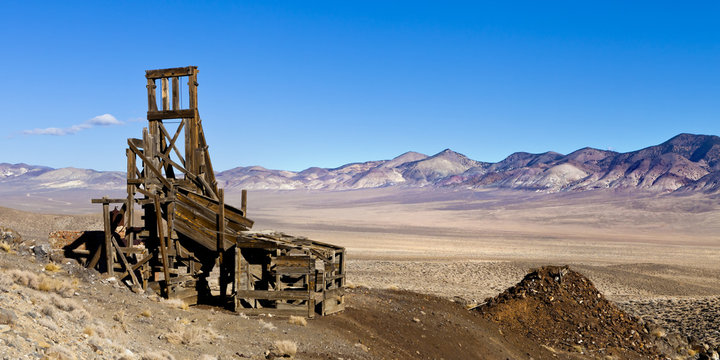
[147,109,196,120]
[146,79,157,112]
[127,140,172,189]
[155,196,170,294]
[161,78,169,111]
[102,203,113,276]
[146,66,197,79]
[235,290,310,301]
[112,236,140,288]
[172,77,179,110]
[91,198,127,204]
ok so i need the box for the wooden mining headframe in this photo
[83,66,345,317]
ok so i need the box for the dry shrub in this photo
[9,269,40,288]
[83,327,96,337]
[113,311,125,322]
[162,298,189,310]
[9,269,74,296]
[651,328,667,338]
[38,317,59,332]
[45,263,62,272]
[288,315,307,326]
[163,324,221,346]
[70,308,91,324]
[140,350,176,360]
[45,345,77,360]
[345,282,370,289]
[0,242,10,252]
[273,340,298,357]
[259,319,276,331]
[0,272,13,289]
[41,305,57,319]
[50,294,80,312]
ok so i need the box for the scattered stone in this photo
[31,244,50,261]
[0,309,17,325]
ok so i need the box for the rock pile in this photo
[477,266,664,359]
[1,226,22,244]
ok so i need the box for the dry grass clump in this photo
[139,351,176,360]
[288,315,307,326]
[45,344,77,360]
[162,298,189,310]
[140,309,152,318]
[651,328,667,338]
[0,242,11,252]
[163,324,222,346]
[83,326,96,337]
[50,294,80,311]
[345,282,370,289]
[272,340,298,357]
[8,269,74,296]
[45,263,62,272]
[38,316,59,332]
[259,319,277,331]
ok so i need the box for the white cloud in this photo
[22,114,124,136]
[87,114,122,126]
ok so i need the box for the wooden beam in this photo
[161,78,169,111]
[91,198,127,204]
[147,109,196,120]
[127,140,172,190]
[158,120,186,168]
[235,290,311,301]
[218,189,225,253]
[172,77,179,110]
[146,79,157,112]
[112,236,140,288]
[87,245,102,269]
[183,190,253,228]
[154,196,171,295]
[103,203,114,276]
[241,189,247,216]
[145,66,197,79]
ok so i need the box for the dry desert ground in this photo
[1,187,720,359]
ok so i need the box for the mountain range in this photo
[4,133,720,194]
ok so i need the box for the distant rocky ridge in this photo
[4,133,720,194]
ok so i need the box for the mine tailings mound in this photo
[477,265,674,359]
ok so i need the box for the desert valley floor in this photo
[2,187,720,359]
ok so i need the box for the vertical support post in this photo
[186,69,199,175]
[188,70,198,109]
[146,78,157,112]
[171,77,179,110]
[154,196,170,296]
[218,189,225,252]
[126,148,135,247]
[307,271,315,318]
[103,202,114,276]
[241,189,247,216]
[161,78,169,111]
[217,189,226,298]
[234,246,241,311]
[167,200,174,243]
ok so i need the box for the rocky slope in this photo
[5,133,720,194]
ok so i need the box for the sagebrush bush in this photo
[288,315,307,326]
[273,340,298,357]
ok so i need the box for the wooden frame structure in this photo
[85,66,345,317]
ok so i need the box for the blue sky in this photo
[2,1,719,171]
